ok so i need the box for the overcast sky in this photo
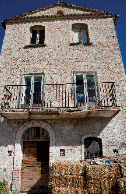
[0,0,126,73]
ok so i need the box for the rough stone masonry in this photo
[0,2,125,193]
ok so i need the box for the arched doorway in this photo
[84,137,102,159]
[21,127,50,193]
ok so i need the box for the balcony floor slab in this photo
[0,109,120,120]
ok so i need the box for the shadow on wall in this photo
[0,118,17,147]
[0,116,118,148]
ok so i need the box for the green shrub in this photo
[0,180,9,194]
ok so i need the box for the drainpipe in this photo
[11,122,18,192]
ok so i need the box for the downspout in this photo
[11,122,18,191]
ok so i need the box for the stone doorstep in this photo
[20,191,52,194]
[20,187,52,194]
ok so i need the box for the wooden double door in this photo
[21,141,49,193]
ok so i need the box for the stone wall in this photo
[26,6,89,17]
[1,18,125,91]
[0,17,125,111]
[0,115,125,190]
[0,8,125,193]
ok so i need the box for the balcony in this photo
[0,82,119,119]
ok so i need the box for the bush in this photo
[0,180,10,194]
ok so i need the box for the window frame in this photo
[70,23,92,46]
[73,71,98,108]
[20,73,44,108]
[30,25,45,45]
[84,137,102,159]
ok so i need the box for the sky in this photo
[0,0,126,73]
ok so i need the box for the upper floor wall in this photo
[1,17,125,83]
[0,3,125,109]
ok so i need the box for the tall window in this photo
[24,74,44,105]
[30,25,45,45]
[72,23,89,44]
[74,72,97,106]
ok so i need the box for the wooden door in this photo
[21,141,49,193]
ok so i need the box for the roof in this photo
[1,1,119,29]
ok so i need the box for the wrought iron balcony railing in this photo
[0,82,117,110]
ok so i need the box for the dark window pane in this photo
[86,75,96,102]
[36,127,40,139]
[84,137,102,159]
[33,76,42,104]
[39,30,45,44]
[76,75,84,103]
[37,141,49,162]
[31,30,37,44]
[25,77,31,104]
[76,75,83,85]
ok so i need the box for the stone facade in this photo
[0,2,125,193]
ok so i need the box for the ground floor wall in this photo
[0,110,125,192]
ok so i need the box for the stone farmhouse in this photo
[0,1,125,193]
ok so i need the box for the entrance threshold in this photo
[20,187,52,194]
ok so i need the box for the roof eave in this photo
[1,14,117,29]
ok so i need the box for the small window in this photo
[57,10,64,16]
[30,25,45,45]
[8,150,12,156]
[60,149,65,156]
[72,23,89,44]
[84,137,102,159]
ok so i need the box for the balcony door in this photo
[74,72,97,108]
[25,74,43,106]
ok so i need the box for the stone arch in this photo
[81,134,102,161]
[12,120,55,192]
